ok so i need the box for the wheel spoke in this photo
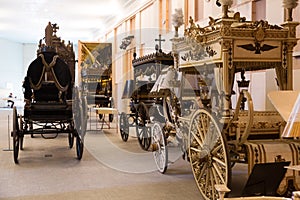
[210,168,216,199]
[211,141,222,155]
[190,146,201,153]
[200,114,208,134]
[197,116,206,142]
[204,166,210,195]
[211,165,220,185]
[196,162,207,183]
[194,120,203,141]
[212,162,225,184]
[212,156,226,167]
[191,157,200,167]
[191,130,203,148]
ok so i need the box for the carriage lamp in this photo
[237,69,250,110]
[119,35,134,50]
[199,79,211,108]
[197,72,214,108]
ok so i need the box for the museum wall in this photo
[0,38,37,102]
[97,0,300,113]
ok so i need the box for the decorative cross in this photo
[155,34,165,50]
[52,23,59,35]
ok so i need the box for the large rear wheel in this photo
[189,109,231,200]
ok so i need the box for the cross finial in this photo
[52,23,59,35]
[155,34,165,50]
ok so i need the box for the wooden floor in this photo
[0,108,248,200]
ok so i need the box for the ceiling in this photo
[0,0,139,44]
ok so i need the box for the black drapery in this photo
[23,51,72,101]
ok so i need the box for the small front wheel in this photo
[152,122,168,174]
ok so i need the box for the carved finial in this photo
[283,0,299,21]
[218,0,233,18]
[172,8,184,37]
[45,22,53,46]
[189,16,195,27]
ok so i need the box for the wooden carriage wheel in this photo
[189,109,231,200]
[19,114,24,150]
[12,106,20,164]
[135,102,151,150]
[76,130,84,160]
[68,131,74,148]
[119,112,129,142]
[73,87,87,160]
[152,122,168,173]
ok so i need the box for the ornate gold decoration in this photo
[237,43,278,54]
[181,45,217,62]
[254,25,265,42]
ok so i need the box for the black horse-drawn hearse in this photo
[12,22,87,163]
[119,42,174,151]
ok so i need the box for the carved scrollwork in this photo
[220,24,231,36]
[234,20,283,30]
[181,44,217,62]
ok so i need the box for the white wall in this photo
[266,0,284,24]
[23,43,38,77]
[0,38,37,101]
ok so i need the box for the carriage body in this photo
[119,50,174,150]
[165,12,300,199]
[11,23,86,164]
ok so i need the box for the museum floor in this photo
[0,108,248,200]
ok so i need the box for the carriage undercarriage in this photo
[12,88,87,164]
